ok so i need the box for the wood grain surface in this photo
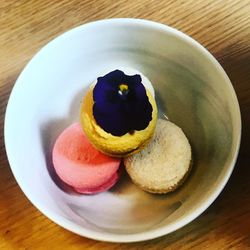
[1,0,250,249]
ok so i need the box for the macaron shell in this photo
[74,171,120,194]
[52,123,121,193]
[124,119,192,194]
[80,86,157,157]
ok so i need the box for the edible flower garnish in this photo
[93,70,153,136]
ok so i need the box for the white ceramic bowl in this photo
[4,19,241,242]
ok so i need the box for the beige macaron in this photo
[124,119,192,194]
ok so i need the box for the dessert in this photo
[52,123,121,194]
[80,69,158,157]
[52,68,192,196]
[124,119,192,194]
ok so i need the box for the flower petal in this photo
[92,70,153,136]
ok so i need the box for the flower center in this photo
[118,84,129,96]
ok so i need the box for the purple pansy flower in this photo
[93,70,153,136]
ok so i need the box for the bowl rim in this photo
[4,18,242,242]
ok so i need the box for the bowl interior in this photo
[5,19,241,241]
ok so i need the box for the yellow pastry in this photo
[80,69,158,157]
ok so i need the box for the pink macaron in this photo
[52,123,121,194]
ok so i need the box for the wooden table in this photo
[1,0,249,249]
